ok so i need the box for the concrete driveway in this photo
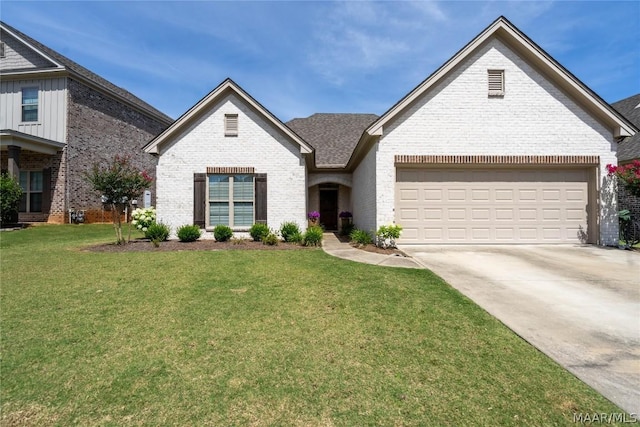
[399,244,640,414]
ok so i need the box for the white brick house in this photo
[145,16,636,245]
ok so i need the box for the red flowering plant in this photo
[85,155,153,244]
[606,160,640,197]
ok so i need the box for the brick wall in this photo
[155,93,307,237]
[66,79,167,222]
[352,142,377,234]
[619,186,640,221]
[374,38,619,245]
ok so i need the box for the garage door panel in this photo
[396,168,590,244]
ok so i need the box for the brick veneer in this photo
[65,79,167,223]
[395,155,600,165]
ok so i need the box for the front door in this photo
[319,189,338,230]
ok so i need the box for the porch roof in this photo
[0,129,66,155]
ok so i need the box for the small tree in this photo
[607,160,640,197]
[0,173,23,226]
[85,155,152,244]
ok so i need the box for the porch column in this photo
[7,145,21,180]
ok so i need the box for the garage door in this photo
[396,168,590,244]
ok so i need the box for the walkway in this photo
[321,233,422,268]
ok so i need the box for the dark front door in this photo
[319,189,338,230]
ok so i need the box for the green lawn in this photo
[1,225,622,426]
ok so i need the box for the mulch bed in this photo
[84,235,406,256]
[84,239,316,253]
[335,232,407,256]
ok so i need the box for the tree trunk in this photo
[111,203,124,245]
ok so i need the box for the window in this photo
[225,114,238,136]
[208,174,254,227]
[488,69,505,96]
[21,87,39,122]
[19,170,43,212]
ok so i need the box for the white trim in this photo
[144,79,313,155]
[0,24,65,70]
[365,16,635,139]
[206,173,255,229]
[19,84,40,124]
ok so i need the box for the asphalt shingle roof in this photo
[612,94,640,162]
[287,113,378,167]
[1,21,173,124]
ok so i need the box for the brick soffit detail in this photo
[394,155,600,165]
[206,167,255,174]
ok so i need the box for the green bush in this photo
[213,224,233,242]
[340,222,355,237]
[288,231,303,244]
[279,221,301,242]
[177,224,202,242]
[376,224,403,248]
[350,228,372,245]
[0,173,22,226]
[262,232,279,246]
[249,223,270,242]
[145,222,170,243]
[303,225,323,247]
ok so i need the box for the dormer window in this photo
[488,69,505,96]
[225,114,238,136]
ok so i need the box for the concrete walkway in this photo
[321,233,422,268]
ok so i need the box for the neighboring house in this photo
[612,94,640,219]
[145,16,636,246]
[0,21,172,223]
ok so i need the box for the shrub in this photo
[213,224,233,242]
[177,224,201,242]
[376,224,403,248]
[145,222,170,244]
[303,225,323,246]
[0,173,22,226]
[249,223,270,242]
[340,222,355,237]
[279,221,301,242]
[288,231,303,244]
[262,232,279,246]
[132,207,156,234]
[350,228,372,245]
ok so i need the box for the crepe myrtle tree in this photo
[85,155,153,244]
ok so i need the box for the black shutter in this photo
[42,168,52,214]
[194,173,206,228]
[255,173,267,224]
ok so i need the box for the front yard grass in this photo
[1,225,622,426]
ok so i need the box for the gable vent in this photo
[225,114,238,136]
[0,42,5,58]
[488,69,505,96]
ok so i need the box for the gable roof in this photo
[287,113,378,168]
[612,94,640,162]
[144,78,313,155]
[0,21,172,125]
[364,16,636,141]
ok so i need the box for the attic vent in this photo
[225,114,238,136]
[488,69,505,96]
[0,42,5,58]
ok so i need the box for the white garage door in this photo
[396,168,590,244]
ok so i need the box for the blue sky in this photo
[2,1,639,121]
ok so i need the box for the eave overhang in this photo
[144,78,313,156]
[0,129,66,155]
